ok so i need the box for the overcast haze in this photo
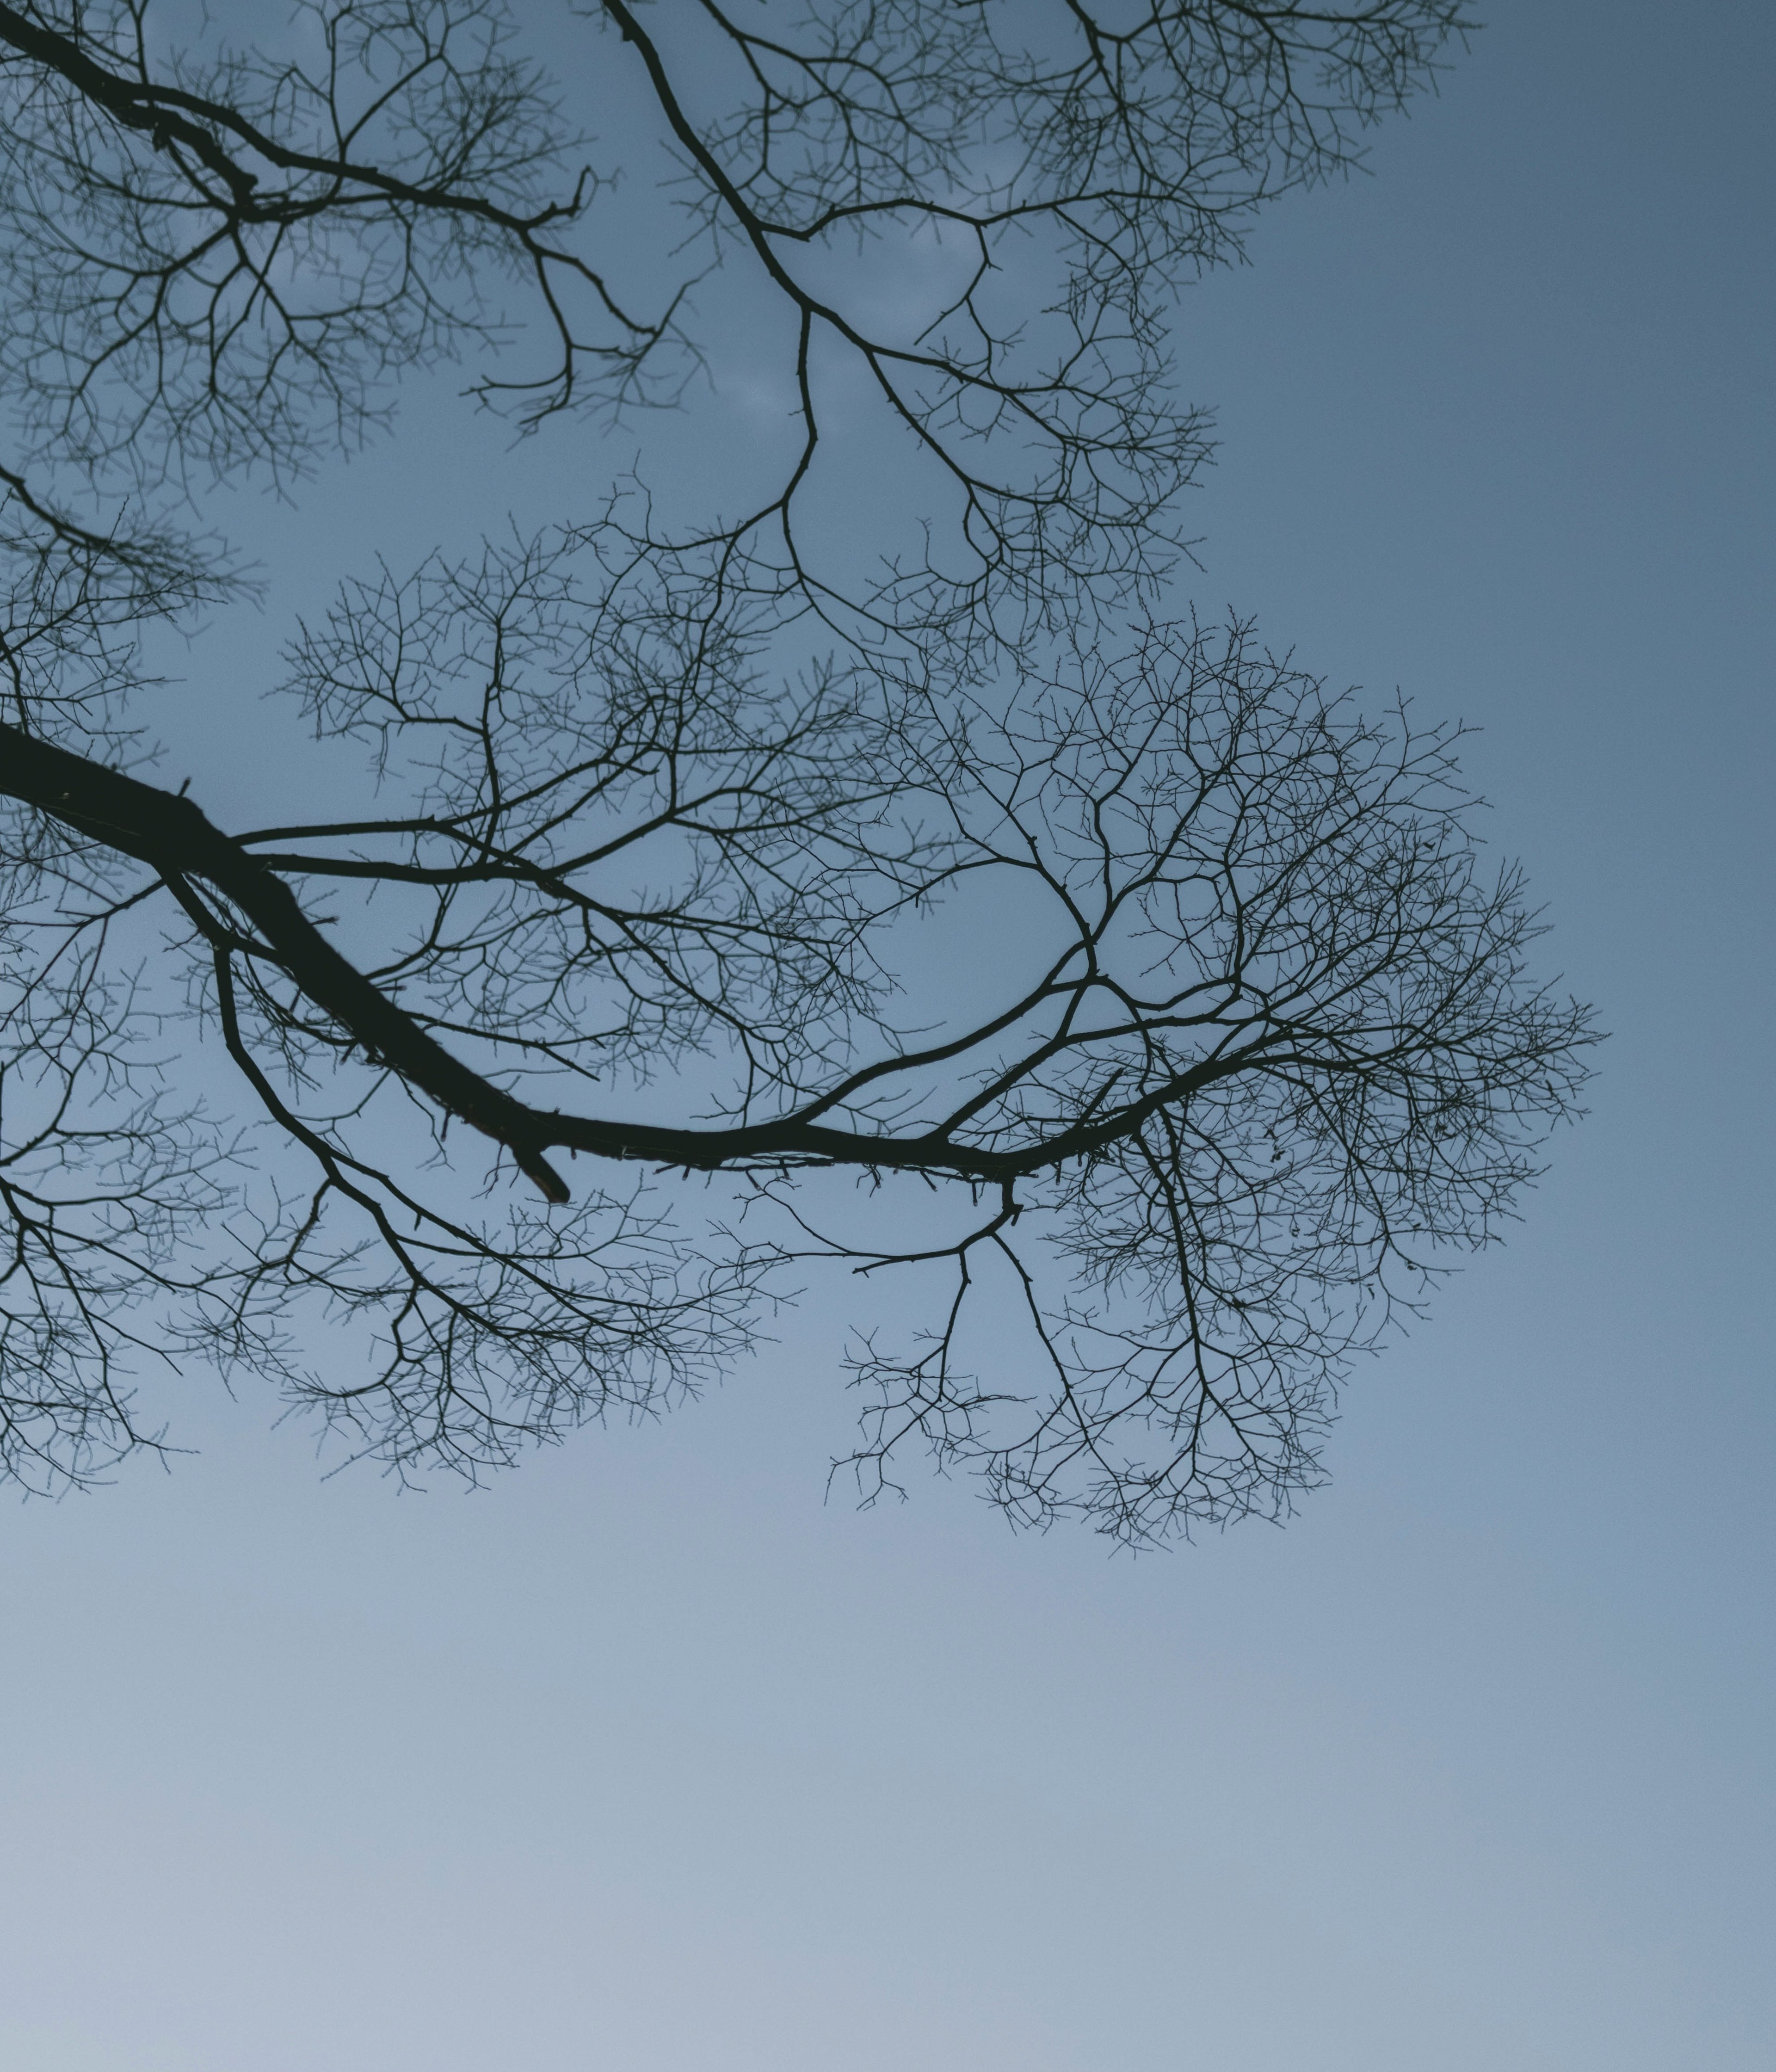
[2,4,1772,2067]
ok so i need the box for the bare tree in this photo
[0,0,1594,1542]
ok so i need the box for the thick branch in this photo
[1,722,572,1201]
[1,724,1262,1197]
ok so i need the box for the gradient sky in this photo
[2,4,1772,2067]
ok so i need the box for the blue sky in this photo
[1,5,1771,2066]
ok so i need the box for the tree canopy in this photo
[0,0,1596,1543]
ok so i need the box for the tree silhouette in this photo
[0,0,1594,1541]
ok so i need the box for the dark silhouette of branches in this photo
[0,0,681,485]
[0,2,1597,1543]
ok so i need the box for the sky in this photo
[2,4,1772,2068]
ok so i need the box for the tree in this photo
[0,0,1594,1543]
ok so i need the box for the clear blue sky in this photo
[2,5,1771,2066]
